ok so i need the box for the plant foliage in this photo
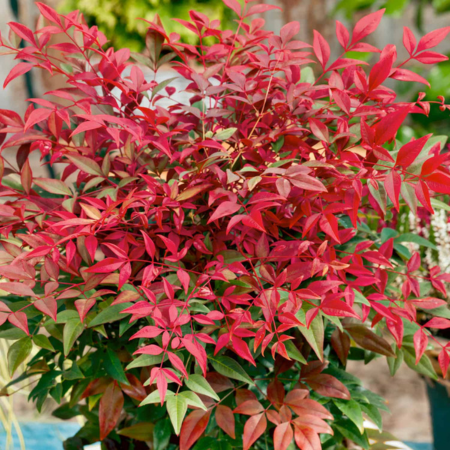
[0,2,450,449]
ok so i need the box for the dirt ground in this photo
[348,358,432,443]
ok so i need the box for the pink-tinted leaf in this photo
[243,413,267,450]
[417,27,450,52]
[207,201,241,223]
[215,405,235,439]
[313,31,330,68]
[8,312,29,335]
[351,9,385,44]
[34,297,58,322]
[4,63,33,88]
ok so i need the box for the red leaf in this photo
[368,44,396,90]
[24,108,52,132]
[85,258,124,273]
[396,135,430,168]
[141,231,156,258]
[274,422,294,450]
[130,325,163,340]
[3,63,33,88]
[121,373,146,402]
[313,31,330,68]
[417,27,450,52]
[426,172,450,194]
[390,68,430,86]
[215,405,235,439]
[415,180,433,213]
[134,344,164,355]
[36,2,62,25]
[267,378,285,405]
[245,4,281,17]
[322,300,359,319]
[309,118,329,143]
[222,0,241,16]
[403,27,416,54]
[414,51,448,64]
[439,350,450,378]
[99,382,124,440]
[424,318,450,329]
[413,328,428,364]
[336,21,349,49]
[280,22,300,44]
[351,9,385,44]
[118,262,131,289]
[374,107,411,145]
[8,22,36,45]
[208,201,241,223]
[243,413,267,450]
[168,352,188,377]
[179,410,211,450]
[410,298,447,309]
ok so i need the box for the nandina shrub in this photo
[1,2,450,449]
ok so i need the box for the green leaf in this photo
[360,403,382,431]
[395,233,437,250]
[56,310,79,323]
[141,390,174,406]
[333,399,364,434]
[88,302,132,328]
[209,355,254,385]
[63,362,84,380]
[7,336,32,377]
[300,66,315,83]
[179,391,207,410]
[368,182,387,215]
[34,178,72,196]
[66,154,103,176]
[166,394,188,435]
[353,289,370,306]
[430,197,450,212]
[334,418,369,449]
[380,227,398,243]
[32,334,55,351]
[151,77,178,99]
[63,318,84,356]
[401,182,417,216]
[402,345,437,380]
[0,328,27,340]
[387,345,404,376]
[104,348,129,385]
[215,128,237,140]
[184,374,220,401]
[154,417,173,450]
[126,353,165,370]
[284,340,307,363]
[117,422,154,441]
[296,307,324,361]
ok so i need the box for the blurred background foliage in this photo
[334,0,450,29]
[60,0,237,51]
